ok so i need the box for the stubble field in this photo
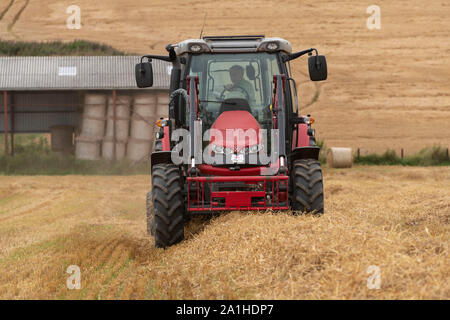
[0,166,448,299]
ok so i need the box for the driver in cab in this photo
[223,65,256,107]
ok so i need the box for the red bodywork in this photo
[292,123,310,148]
[162,76,311,213]
[161,125,170,151]
[188,107,288,212]
[210,110,261,148]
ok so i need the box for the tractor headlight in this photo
[189,44,203,52]
[212,144,224,154]
[248,144,263,153]
[266,42,279,51]
[238,144,263,154]
[211,144,233,154]
[302,116,315,125]
[249,145,260,153]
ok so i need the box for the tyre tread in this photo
[150,164,185,248]
[291,159,324,214]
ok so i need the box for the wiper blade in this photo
[199,100,236,105]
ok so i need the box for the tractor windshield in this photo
[188,52,281,130]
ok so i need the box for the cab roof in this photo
[174,35,292,55]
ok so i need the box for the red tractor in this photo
[136,35,327,248]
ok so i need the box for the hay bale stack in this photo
[156,91,169,118]
[105,95,131,141]
[75,136,101,160]
[327,147,353,168]
[75,94,107,160]
[127,94,157,161]
[131,94,156,140]
[102,95,131,160]
[80,94,107,138]
[127,138,152,161]
[102,138,127,160]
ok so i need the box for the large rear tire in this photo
[146,191,154,235]
[291,159,324,214]
[151,164,185,248]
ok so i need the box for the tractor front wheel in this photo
[150,164,185,248]
[146,191,154,235]
[291,159,324,214]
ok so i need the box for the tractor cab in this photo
[136,36,328,248]
[188,50,280,166]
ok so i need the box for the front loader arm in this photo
[272,74,287,172]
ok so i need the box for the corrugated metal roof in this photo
[0,56,171,90]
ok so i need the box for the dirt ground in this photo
[0,166,448,299]
[0,0,449,153]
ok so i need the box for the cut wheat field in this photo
[0,166,448,299]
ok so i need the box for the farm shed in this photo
[0,56,170,160]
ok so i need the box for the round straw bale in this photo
[327,147,353,168]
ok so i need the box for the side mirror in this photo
[135,62,153,88]
[308,55,327,81]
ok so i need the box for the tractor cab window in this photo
[188,52,281,130]
[286,61,298,115]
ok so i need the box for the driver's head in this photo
[229,65,244,84]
